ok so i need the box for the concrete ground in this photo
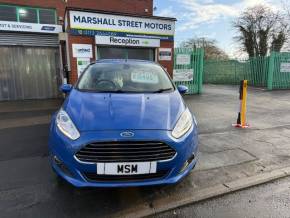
[0,85,290,218]
[153,175,290,218]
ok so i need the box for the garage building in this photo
[0,3,63,100]
[0,0,176,100]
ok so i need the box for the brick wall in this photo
[67,0,153,16]
[68,35,95,84]
[0,0,66,22]
[158,41,174,78]
[0,0,153,22]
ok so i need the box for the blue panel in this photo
[69,29,174,41]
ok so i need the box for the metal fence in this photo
[204,52,290,90]
[269,52,290,90]
[173,48,204,94]
[204,57,268,87]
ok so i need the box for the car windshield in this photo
[77,62,174,93]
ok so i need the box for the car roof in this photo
[92,59,156,65]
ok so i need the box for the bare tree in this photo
[181,37,229,60]
[282,0,290,18]
[234,5,289,57]
[281,0,290,51]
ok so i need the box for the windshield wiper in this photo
[153,88,173,93]
[111,90,125,93]
[94,90,125,93]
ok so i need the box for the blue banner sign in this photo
[69,29,174,41]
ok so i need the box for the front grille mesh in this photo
[75,141,176,163]
[83,170,168,182]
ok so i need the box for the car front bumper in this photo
[48,120,198,188]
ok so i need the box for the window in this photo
[19,8,37,23]
[98,47,155,61]
[0,5,17,21]
[39,9,56,24]
[0,5,57,24]
[98,47,126,59]
[127,48,155,61]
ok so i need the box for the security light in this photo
[19,8,27,16]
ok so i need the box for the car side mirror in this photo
[60,84,73,94]
[177,85,188,94]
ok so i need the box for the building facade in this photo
[0,0,175,100]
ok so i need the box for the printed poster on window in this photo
[280,63,290,72]
[176,54,191,65]
[173,69,194,82]
[72,44,93,58]
[159,48,172,61]
[77,58,90,77]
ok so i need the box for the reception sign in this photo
[95,35,160,47]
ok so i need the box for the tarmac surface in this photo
[153,175,290,218]
[0,85,290,218]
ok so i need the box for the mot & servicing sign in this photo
[95,35,160,47]
[70,11,175,36]
[0,21,62,34]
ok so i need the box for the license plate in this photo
[97,162,157,175]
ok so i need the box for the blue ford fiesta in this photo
[49,59,198,187]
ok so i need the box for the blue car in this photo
[49,59,198,187]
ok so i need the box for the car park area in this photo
[1,84,290,218]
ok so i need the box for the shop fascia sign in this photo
[0,21,62,34]
[72,44,93,58]
[69,11,175,36]
[95,35,160,47]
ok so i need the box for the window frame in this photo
[18,7,38,24]
[97,46,156,62]
[0,4,57,24]
[38,8,57,25]
[0,5,18,22]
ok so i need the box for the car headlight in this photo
[172,108,193,139]
[56,109,80,140]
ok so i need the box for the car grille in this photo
[83,170,168,182]
[75,141,176,163]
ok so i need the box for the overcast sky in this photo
[154,0,284,58]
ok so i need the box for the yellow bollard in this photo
[233,80,249,128]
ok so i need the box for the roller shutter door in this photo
[0,33,61,100]
[0,32,58,47]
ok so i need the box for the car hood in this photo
[63,89,186,131]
